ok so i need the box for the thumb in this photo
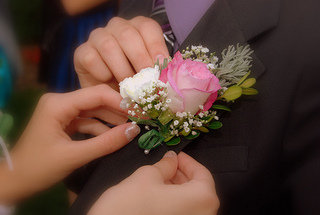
[153,151,178,182]
[72,123,140,165]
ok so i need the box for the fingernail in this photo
[155,54,165,65]
[163,150,176,158]
[125,124,140,141]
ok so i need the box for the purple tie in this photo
[150,0,176,55]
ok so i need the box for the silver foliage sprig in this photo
[214,44,253,87]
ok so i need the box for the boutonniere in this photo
[119,45,258,154]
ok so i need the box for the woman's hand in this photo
[0,85,140,204]
[89,151,220,215]
[74,16,169,90]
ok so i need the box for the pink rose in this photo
[160,52,221,115]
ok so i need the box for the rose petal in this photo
[166,83,184,113]
[180,88,212,115]
[203,91,218,112]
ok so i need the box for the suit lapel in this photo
[179,0,281,80]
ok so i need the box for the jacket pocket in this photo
[186,146,248,173]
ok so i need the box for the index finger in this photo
[55,85,125,123]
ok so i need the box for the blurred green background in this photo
[3,0,69,214]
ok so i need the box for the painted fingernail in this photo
[125,124,140,141]
[155,54,165,65]
[163,150,176,158]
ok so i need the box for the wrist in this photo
[0,160,26,205]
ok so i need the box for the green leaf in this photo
[239,78,256,88]
[196,127,209,133]
[185,130,200,140]
[237,70,251,86]
[138,129,164,150]
[158,110,174,125]
[0,113,14,140]
[181,128,191,136]
[242,88,259,95]
[166,136,181,146]
[128,115,159,128]
[212,105,231,112]
[164,135,175,142]
[208,121,223,129]
[221,85,242,101]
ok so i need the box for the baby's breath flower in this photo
[201,47,209,53]
[174,120,179,126]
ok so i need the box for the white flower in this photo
[119,66,161,102]
[154,104,161,110]
[174,120,179,126]
[189,119,194,124]
[201,47,209,53]
[120,97,132,110]
[191,131,197,135]
[207,63,216,70]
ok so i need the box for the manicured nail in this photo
[125,124,140,141]
[163,150,176,158]
[155,54,165,65]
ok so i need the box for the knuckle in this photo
[135,166,157,181]
[38,93,61,115]
[81,50,97,70]
[93,84,110,93]
[99,37,118,53]
[88,27,104,40]
[118,25,136,42]
[39,93,56,106]
[140,18,160,31]
[107,17,124,28]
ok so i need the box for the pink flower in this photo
[160,52,221,115]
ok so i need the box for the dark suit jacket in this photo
[67,0,320,214]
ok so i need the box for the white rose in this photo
[119,66,160,103]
